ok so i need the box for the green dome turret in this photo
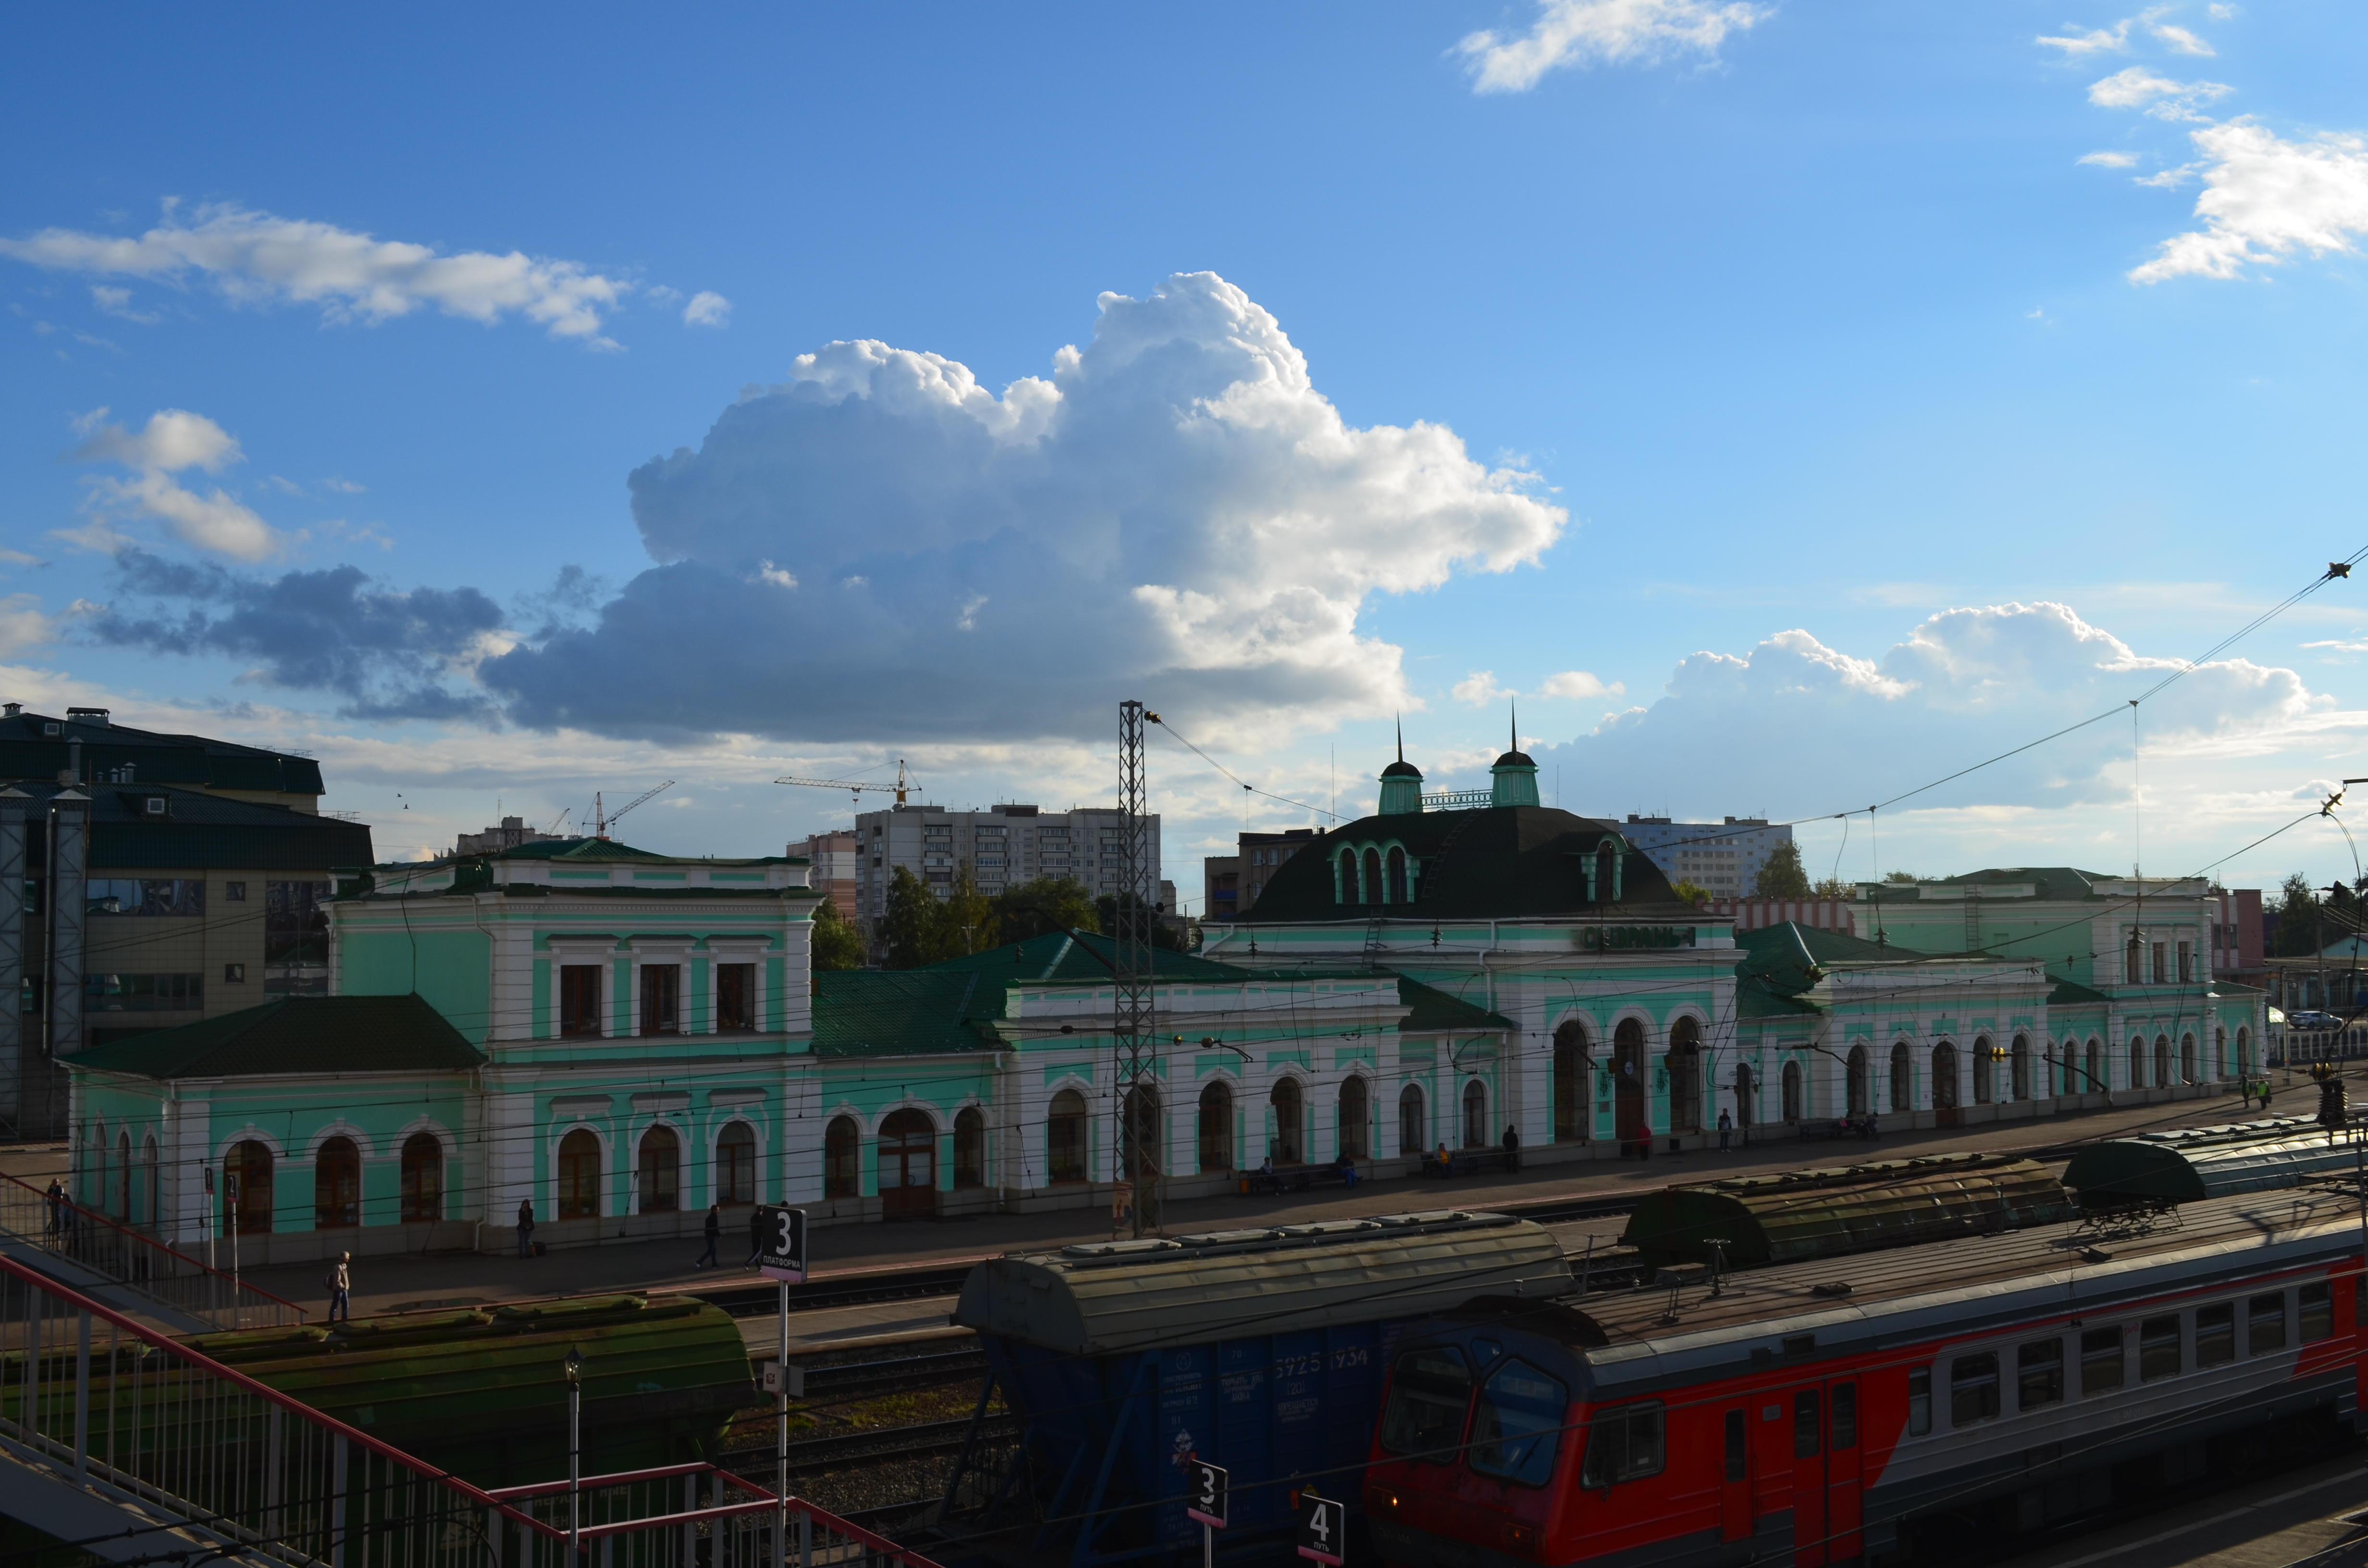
[1490,704,1540,808]
[1379,719,1424,815]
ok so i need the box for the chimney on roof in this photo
[65,707,109,727]
[1,703,17,717]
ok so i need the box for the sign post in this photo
[1296,1489,1344,1568]
[755,1206,806,1567]
[1186,1457,1227,1568]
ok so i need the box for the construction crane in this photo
[775,759,916,809]
[591,781,673,840]
[542,807,574,836]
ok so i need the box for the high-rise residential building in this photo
[851,802,1162,930]
[456,815,567,856]
[794,831,859,920]
[1613,815,1792,897]
[1206,828,1321,920]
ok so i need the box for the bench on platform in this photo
[1244,1163,1364,1196]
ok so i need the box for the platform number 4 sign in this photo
[756,1205,806,1283]
[1297,1490,1344,1567]
[1186,1458,1227,1530]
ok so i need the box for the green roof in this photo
[925,929,1248,987]
[1736,921,1928,998]
[1232,806,1697,923]
[811,970,995,1057]
[65,995,483,1079]
[1396,976,1513,1034]
[2049,976,2113,1007]
[1737,973,1818,1018]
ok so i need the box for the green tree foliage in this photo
[945,863,999,954]
[1095,891,1189,951]
[1810,876,1854,900]
[881,866,956,969]
[2272,872,2322,958]
[992,876,1100,942]
[1671,878,1712,906]
[1752,841,1812,900]
[1883,870,1921,884]
[809,897,867,971]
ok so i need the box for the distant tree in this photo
[1753,842,1812,900]
[881,866,961,969]
[2273,872,2322,958]
[1671,879,1712,906]
[945,863,999,954]
[1883,870,1921,884]
[1096,891,1188,951]
[993,876,1100,943]
[809,898,867,971]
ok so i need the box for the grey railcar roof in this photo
[954,1212,1573,1356]
[1565,1186,2361,1397]
[2064,1115,2366,1202]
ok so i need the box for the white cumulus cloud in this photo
[2088,66,2231,120]
[1453,670,1514,707]
[1541,669,1624,700]
[1455,0,1770,93]
[0,202,633,345]
[683,291,731,327]
[2079,150,2141,168]
[2132,119,2368,282]
[2038,20,2131,56]
[0,595,57,657]
[2151,22,2215,55]
[64,408,285,561]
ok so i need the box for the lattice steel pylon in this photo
[1114,699,1161,1236]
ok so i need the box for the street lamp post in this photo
[564,1345,585,1559]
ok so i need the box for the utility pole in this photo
[1114,701,1159,1237]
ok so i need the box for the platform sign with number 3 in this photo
[1297,1491,1344,1567]
[1186,1458,1227,1530]
[756,1205,806,1283]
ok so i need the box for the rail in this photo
[0,1253,942,1568]
[0,1166,307,1330]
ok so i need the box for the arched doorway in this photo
[1552,1020,1587,1142]
[1386,847,1408,904]
[2128,1038,2146,1089]
[1461,1080,1488,1148]
[2085,1038,2102,1095]
[225,1139,273,1235]
[954,1108,986,1189]
[879,1109,937,1221]
[2236,1027,2252,1075]
[2010,1036,2029,1100]
[1198,1082,1234,1174]
[1973,1038,1995,1105]
[558,1129,601,1217]
[1669,1016,1702,1133]
[638,1126,680,1213]
[2153,1034,2171,1089]
[716,1121,757,1205]
[1362,849,1383,906]
[1339,1077,1369,1160]
[1781,1061,1803,1124]
[1046,1090,1088,1183]
[116,1131,132,1224]
[824,1116,861,1197]
[313,1137,360,1229]
[1932,1042,1960,1128]
[1847,1046,1869,1116]
[1889,1042,1912,1113]
[1271,1079,1304,1164]
[1398,1083,1425,1155]
[1735,1062,1755,1132]
[2180,1034,2197,1083]
[400,1132,443,1222]
[1613,1017,1648,1153]
[140,1136,158,1231]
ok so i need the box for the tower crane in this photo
[591,781,673,840]
[775,759,917,810]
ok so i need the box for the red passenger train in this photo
[1364,1187,2363,1568]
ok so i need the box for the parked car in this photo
[2289,1009,2343,1031]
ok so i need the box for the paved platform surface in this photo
[0,1073,2317,1325]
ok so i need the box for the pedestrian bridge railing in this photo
[0,1168,307,1331]
[0,1253,941,1568]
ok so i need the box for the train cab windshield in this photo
[1381,1347,1474,1458]
[1469,1360,1571,1486]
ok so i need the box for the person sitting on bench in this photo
[1335,1149,1359,1188]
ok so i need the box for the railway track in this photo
[721,1412,1014,1476]
[691,1264,974,1319]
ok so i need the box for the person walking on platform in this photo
[1717,1107,1734,1152]
[694,1202,721,1269]
[1502,1124,1521,1172]
[748,1203,768,1267]
[326,1252,352,1324]
[517,1199,535,1258]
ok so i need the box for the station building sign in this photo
[1580,925,1698,952]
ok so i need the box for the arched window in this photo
[1889,1041,1912,1113]
[400,1132,443,1222]
[1552,1020,1588,1142]
[2181,1033,2197,1084]
[880,1108,937,1220]
[2085,1038,2102,1094]
[716,1121,757,1205]
[1362,849,1384,906]
[313,1136,360,1228]
[638,1125,680,1213]
[1386,847,1408,905]
[1973,1037,1995,1105]
[2236,1027,2252,1074]
[1046,1090,1087,1184]
[1781,1061,1803,1124]
[558,1128,601,1218]
[1931,1043,1959,1111]
[1847,1045,1870,1116]
[1735,1062,1755,1127]
[1669,1016,1702,1133]
[1398,1083,1425,1156]
[141,1136,158,1231]
[2010,1035,2030,1101]
[116,1130,132,1224]
[2153,1034,2171,1088]
[953,1107,986,1189]
[225,1139,273,1235]
[1339,1077,1369,1160]
[1121,1087,1160,1181]
[1336,849,1357,904]
[2128,1037,2146,1089]
[1272,1078,1305,1164]
[1198,1081,1234,1174]
[824,1115,861,1197]
[1461,1080,1488,1149]
[2126,933,2144,985]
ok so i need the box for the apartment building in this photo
[456,815,568,856]
[1205,827,1321,920]
[851,802,1163,928]
[1613,814,1791,897]
[795,830,859,919]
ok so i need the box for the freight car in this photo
[2064,1115,2365,1208]
[947,1211,1574,1568]
[1364,1186,2362,1568]
[181,1292,752,1487]
[1619,1152,2072,1272]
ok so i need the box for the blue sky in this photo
[4,1,2368,903]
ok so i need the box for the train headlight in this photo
[1374,1488,1402,1513]
[1501,1522,1537,1553]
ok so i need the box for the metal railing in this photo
[0,1253,940,1568]
[0,1167,307,1330]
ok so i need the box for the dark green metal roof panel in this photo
[811,969,995,1056]
[66,994,484,1078]
[0,710,326,795]
[1396,975,1513,1033]
[2064,1115,2359,1204]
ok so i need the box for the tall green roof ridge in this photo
[68,995,483,1079]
